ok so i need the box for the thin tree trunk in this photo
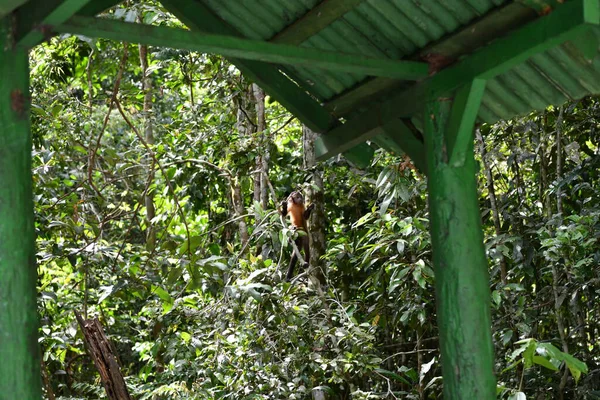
[252,84,271,259]
[232,82,254,247]
[231,178,249,246]
[476,128,507,283]
[86,48,94,111]
[540,112,552,218]
[302,125,326,286]
[253,84,269,209]
[554,105,568,396]
[556,106,564,215]
[41,357,56,400]
[417,330,425,400]
[552,264,570,399]
[139,43,156,251]
[75,311,132,400]
[303,125,334,400]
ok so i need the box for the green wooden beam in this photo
[77,0,123,17]
[55,16,429,80]
[379,121,427,174]
[445,79,486,166]
[264,0,375,166]
[325,2,538,117]
[159,0,373,167]
[146,0,332,135]
[270,0,364,45]
[15,0,93,48]
[316,0,599,160]
[315,112,426,171]
[314,112,384,160]
[518,0,563,14]
[0,16,41,399]
[0,0,27,18]
[424,97,495,399]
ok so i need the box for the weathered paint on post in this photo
[423,98,495,398]
[0,17,42,398]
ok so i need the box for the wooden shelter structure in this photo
[1,0,599,398]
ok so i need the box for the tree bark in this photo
[75,311,132,400]
[552,264,570,399]
[231,178,249,247]
[539,112,552,218]
[302,125,326,286]
[253,85,268,208]
[231,82,255,246]
[556,106,564,215]
[252,84,272,259]
[476,128,507,283]
[139,43,156,252]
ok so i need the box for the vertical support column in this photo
[423,81,495,398]
[0,17,41,398]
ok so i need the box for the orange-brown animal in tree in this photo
[280,191,314,281]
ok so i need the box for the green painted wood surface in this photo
[315,0,598,161]
[325,2,537,117]
[161,0,335,134]
[424,98,495,399]
[380,121,427,174]
[445,79,487,166]
[0,0,27,18]
[71,0,375,167]
[57,16,429,80]
[270,0,364,45]
[0,16,41,399]
[77,0,122,16]
[15,0,92,48]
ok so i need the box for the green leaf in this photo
[179,235,204,255]
[491,290,501,307]
[532,355,558,371]
[501,330,513,346]
[151,285,173,304]
[522,340,536,368]
[374,368,411,385]
[167,266,183,285]
[562,352,588,383]
[396,240,406,254]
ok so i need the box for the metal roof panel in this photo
[194,0,600,132]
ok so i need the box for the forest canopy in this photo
[31,3,600,400]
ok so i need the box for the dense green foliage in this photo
[32,6,599,400]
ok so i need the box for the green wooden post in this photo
[0,17,42,398]
[423,90,495,398]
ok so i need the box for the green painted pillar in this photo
[0,17,42,398]
[423,97,495,398]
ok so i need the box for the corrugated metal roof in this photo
[203,0,509,100]
[198,0,599,130]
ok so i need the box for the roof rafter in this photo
[263,0,423,167]
[0,0,27,19]
[160,0,336,135]
[270,0,364,45]
[56,16,429,80]
[315,0,600,161]
[117,0,373,166]
[445,79,486,166]
[325,2,539,118]
[15,0,93,48]
[77,0,123,17]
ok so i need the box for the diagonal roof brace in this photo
[270,0,365,45]
[14,0,93,48]
[0,0,27,19]
[315,0,600,161]
[159,0,373,167]
[54,16,429,81]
